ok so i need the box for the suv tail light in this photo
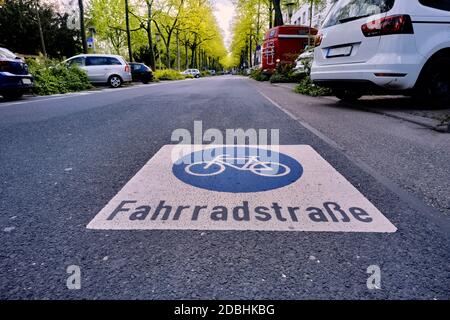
[125,64,130,73]
[361,15,414,37]
[314,33,323,47]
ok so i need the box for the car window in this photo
[107,57,122,65]
[132,64,143,71]
[419,0,450,11]
[86,56,108,66]
[323,0,395,28]
[67,57,84,67]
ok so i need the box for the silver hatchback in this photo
[64,54,132,88]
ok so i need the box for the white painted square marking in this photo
[87,145,397,233]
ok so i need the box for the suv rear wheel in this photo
[332,89,363,102]
[415,57,450,107]
[108,75,123,88]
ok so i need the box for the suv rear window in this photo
[107,57,122,65]
[86,57,108,66]
[419,0,450,11]
[85,57,122,66]
[323,0,395,28]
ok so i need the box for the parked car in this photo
[64,54,132,88]
[129,62,153,84]
[209,70,216,75]
[0,47,33,100]
[181,69,200,78]
[311,0,450,105]
[292,46,315,76]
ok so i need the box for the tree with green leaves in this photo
[0,0,81,58]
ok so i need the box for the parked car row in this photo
[0,51,159,100]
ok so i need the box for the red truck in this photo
[261,25,317,74]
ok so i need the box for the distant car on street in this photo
[209,70,216,75]
[311,0,450,105]
[129,62,153,84]
[181,69,200,78]
[64,54,132,88]
[0,47,33,100]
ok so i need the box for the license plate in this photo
[22,78,32,85]
[327,46,353,58]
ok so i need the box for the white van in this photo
[65,54,132,88]
[311,0,450,105]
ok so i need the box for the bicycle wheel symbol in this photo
[249,162,291,177]
[185,162,226,176]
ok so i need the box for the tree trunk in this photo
[146,0,155,70]
[78,0,87,54]
[272,0,283,27]
[308,0,313,46]
[268,1,273,29]
[35,2,47,57]
[185,38,189,69]
[125,0,133,62]
[176,30,180,70]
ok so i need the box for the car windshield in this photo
[0,48,17,59]
[322,0,395,28]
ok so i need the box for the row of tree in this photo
[0,0,228,71]
[89,0,227,71]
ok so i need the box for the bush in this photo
[293,76,332,97]
[27,57,92,95]
[200,70,209,77]
[250,68,270,81]
[270,72,292,83]
[268,62,308,83]
[154,69,185,81]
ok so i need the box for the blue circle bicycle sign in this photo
[172,146,303,193]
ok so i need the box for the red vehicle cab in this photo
[262,25,317,74]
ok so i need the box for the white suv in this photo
[65,54,132,88]
[311,0,450,105]
[181,69,201,78]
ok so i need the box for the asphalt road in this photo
[0,76,449,299]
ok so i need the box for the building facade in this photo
[285,0,338,29]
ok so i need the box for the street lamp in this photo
[285,1,296,25]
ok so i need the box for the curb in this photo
[320,96,449,133]
[353,107,448,133]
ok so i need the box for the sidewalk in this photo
[271,82,450,133]
[250,78,450,216]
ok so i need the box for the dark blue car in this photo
[0,47,34,100]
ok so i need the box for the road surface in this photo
[0,76,449,299]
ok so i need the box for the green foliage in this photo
[0,0,81,58]
[154,69,186,81]
[201,70,212,77]
[294,76,332,97]
[27,57,92,95]
[269,63,305,83]
[250,68,270,81]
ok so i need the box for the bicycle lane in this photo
[1,76,449,299]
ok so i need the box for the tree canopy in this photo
[0,0,82,58]
[88,0,227,70]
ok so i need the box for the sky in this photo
[213,0,235,51]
